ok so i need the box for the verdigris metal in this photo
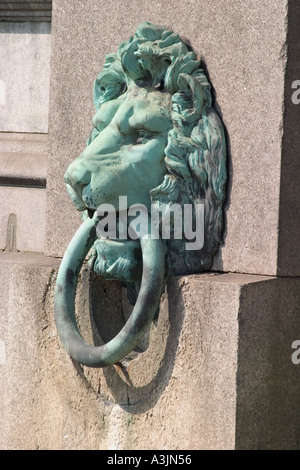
[55,214,166,367]
[54,22,227,368]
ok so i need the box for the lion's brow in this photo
[127,108,172,134]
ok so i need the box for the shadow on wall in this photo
[200,58,232,273]
[75,272,187,415]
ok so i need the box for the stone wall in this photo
[0,1,52,22]
[1,0,300,450]
[0,18,51,252]
[0,21,51,133]
[45,0,300,277]
[2,254,300,450]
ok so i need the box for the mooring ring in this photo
[54,215,166,368]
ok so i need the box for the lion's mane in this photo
[91,22,227,276]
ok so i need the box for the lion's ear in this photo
[172,73,204,125]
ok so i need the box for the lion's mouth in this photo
[84,207,144,245]
[87,208,96,219]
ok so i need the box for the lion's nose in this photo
[64,161,91,189]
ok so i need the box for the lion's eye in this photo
[135,131,154,145]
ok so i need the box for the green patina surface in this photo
[55,22,227,367]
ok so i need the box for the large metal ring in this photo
[54,215,166,368]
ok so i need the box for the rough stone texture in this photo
[0,132,48,154]
[277,0,300,276]
[0,21,51,133]
[2,0,300,453]
[0,186,46,252]
[45,0,299,277]
[0,134,48,253]
[0,152,47,183]
[0,0,52,22]
[0,133,48,185]
[1,252,300,450]
[235,277,300,449]
[0,253,61,450]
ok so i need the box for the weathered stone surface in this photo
[0,21,51,133]
[2,0,299,453]
[0,253,61,450]
[0,1,52,22]
[0,186,46,252]
[0,133,48,252]
[45,0,300,277]
[1,252,300,450]
[0,152,47,186]
[0,132,48,155]
[277,1,300,276]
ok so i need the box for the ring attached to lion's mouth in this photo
[85,207,143,243]
[87,208,96,219]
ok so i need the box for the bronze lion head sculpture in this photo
[55,22,227,367]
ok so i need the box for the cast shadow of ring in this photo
[89,275,186,415]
